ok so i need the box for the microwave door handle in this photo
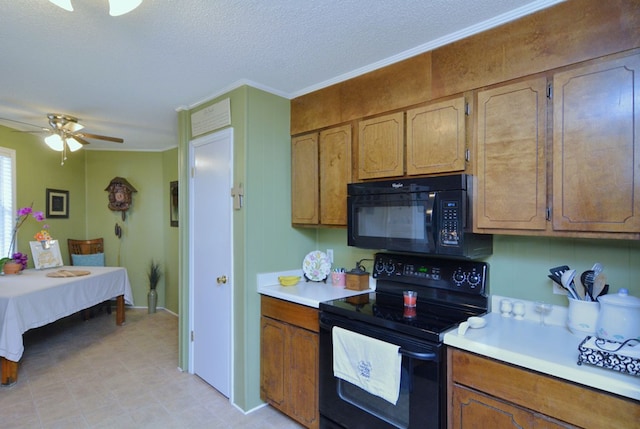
[425,192,436,248]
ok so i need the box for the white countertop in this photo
[444,295,640,401]
[257,269,374,308]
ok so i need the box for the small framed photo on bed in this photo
[46,188,69,219]
[30,240,64,269]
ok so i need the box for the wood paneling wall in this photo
[291,0,640,136]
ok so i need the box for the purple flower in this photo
[17,207,33,217]
[6,204,48,259]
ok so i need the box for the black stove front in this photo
[319,253,488,429]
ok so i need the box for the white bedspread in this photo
[0,266,134,362]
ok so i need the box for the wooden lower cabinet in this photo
[452,384,576,429]
[448,348,640,429]
[260,296,319,429]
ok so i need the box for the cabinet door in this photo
[451,384,535,429]
[319,125,351,225]
[358,112,404,179]
[553,53,640,232]
[406,96,466,175]
[260,316,286,407]
[289,326,319,429]
[451,385,575,429]
[291,133,319,225]
[475,77,548,231]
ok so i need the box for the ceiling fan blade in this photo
[14,129,51,134]
[71,135,91,146]
[0,117,48,131]
[74,132,124,143]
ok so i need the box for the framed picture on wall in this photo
[170,181,178,227]
[46,188,69,218]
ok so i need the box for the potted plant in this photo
[147,259,162,313]
[1,204,46,275]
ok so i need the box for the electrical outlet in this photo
[553,283,568,295]
[326,249,334,263]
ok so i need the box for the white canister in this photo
[566,297,599,337]
[596,288,640,342]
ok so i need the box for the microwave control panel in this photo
[439,200,461,246]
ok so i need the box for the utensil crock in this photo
[567,296,599,337]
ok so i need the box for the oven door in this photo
[347,190,437,254]
[319,312,445,429]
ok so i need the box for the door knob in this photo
[216,275,227,285]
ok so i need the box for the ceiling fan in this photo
[1,113,124,165]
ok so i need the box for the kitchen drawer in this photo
[449,348,640,429]
[261,295,319,332]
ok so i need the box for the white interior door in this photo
[190,128,233,398]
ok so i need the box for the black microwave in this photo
[347,174,492,259]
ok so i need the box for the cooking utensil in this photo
[592,273,607,299]
[547,274,563,286]
[561,269,580,300]
[592,262,603,277]
[549,265,570,285]
[574,275,586,300]
[581,270,595,300]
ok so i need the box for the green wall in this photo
[1,125,87,263]
[317,229,640,307]
[1,124,180,314]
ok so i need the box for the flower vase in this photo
[3,262,22,275]
[148,289,157,314]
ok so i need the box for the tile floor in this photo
[0,308,304,429]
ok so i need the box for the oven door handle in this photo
[399,348,437,361]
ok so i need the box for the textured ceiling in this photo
[0,0,563,151]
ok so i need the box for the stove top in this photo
[320,253,489,343]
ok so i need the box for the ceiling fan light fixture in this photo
[44,134,65,151]
[48,0,74,11]
[66,137,83,152]
[108,0,143,16]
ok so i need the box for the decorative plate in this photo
[302,250,331,282]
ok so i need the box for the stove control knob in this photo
[453,270,466,285]
[468,272,481,286]
[374,261,385,275]
[385,263,396,275]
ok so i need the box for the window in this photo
[1,147,16,257]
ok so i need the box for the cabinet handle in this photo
[217,275,228,285]
[546,207,551,221]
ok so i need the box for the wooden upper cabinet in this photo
[357,112,404,180]
[406,96,466,176]
[319,125,351,226]
[552,53,640,233]
[291,133,319,225]
[475,76,548,231]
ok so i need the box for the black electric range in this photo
[319,253,489,429]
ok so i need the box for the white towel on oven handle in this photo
[332,326,402,405]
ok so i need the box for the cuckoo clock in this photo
[105,177,137,220]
